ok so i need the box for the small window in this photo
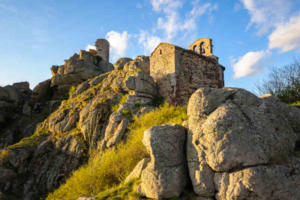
[200,42,206,55]
[193,45,198,53]
[159,49,162,55]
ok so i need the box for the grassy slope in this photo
[291,101,300,105]
[46,103,188,200]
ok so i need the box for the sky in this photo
[0,0,300,94]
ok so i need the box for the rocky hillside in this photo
[0,51,158,199]
[0,48,300,200]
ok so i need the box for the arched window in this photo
[193,45,198,53]
[199,42,206,55]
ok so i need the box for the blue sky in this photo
[0,0,300,93]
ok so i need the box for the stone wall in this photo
[150,43,176,104]
[150,43,225,105]
[174,47,224,104]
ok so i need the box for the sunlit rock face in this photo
[0,53,158,200]
[50,50,113,100]
[139,124,188,199]
[187,87,300,200]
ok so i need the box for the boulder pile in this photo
[130,87,300,200]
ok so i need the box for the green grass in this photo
[121,109,131,118]
[46,103,188,200]
[68,85,76,97]
[95,179,140,200]
[290,101,300,106]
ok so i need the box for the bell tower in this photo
[188,38,213,56]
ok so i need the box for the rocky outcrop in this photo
[124,55,150,74]
[50,50,113,100]
[0,53,159,199]
[32,79,52,102]
[114,57,132,70]
[0,74,116,199]
[138,124,187,199]
[187,87,300,200]
[99,56,157,150]
[0,82,34,148]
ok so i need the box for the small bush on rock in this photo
[68,85,76,97]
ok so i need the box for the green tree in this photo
[256,59,300,104]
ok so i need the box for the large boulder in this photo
[114,57,132,70]
[187,87,300,199]
[125,72,157,98]
[139,124,187,199]
[215,164,300,200]
[124,55,150,74]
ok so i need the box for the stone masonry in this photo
[95,39,110,62]
[189,38,213,56]
[150,39,225,105]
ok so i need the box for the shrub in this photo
[148,95,164,107]
[256,59,300,104]
[95,179,140,200]
[68,85,76,97]
[0,149,10,163]
[46,103,188,200]
[121,109,131,118]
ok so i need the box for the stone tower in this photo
[95,39,110,62]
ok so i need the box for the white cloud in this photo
[157,12,178,41]
[233,50,269,79]
[240,0,291,34]
[152,0,182,40]
[150,0,182,12]
[138,31,162,54]
[151,0,217,41]
[106,31,129,59]
[268,13,300,52]
[190,1,218,17]
[85,44,96,51]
